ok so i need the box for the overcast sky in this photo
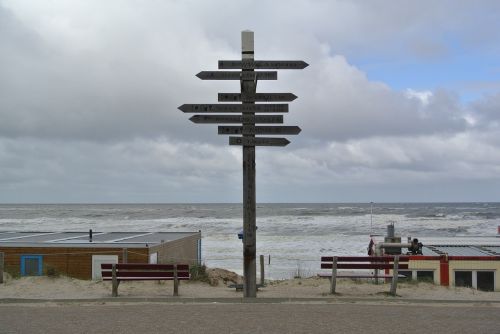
[1,0,500,203]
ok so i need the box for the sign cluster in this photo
[178,31,307,298]
[179,59,307,147]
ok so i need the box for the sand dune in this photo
[1,270,499,301]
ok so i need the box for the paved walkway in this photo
[1,300,499,333]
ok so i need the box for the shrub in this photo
[45,266,60,278]
[190,264,209,283]
[4,266,20,279]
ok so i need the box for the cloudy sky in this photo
[1,0,500,203]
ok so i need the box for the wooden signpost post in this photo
[179,30,307,298]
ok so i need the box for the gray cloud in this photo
[1,1,496,143]
[1,0,500,202]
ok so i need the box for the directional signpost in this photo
[179,104,289,113]
[218,93,297,102]
[229,137,290,146]
[189,115,283,124]
[196,71,277,80]
[218,126,301,135]
[179,30,307,298]
[219,60,308,70]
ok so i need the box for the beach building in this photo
[367,225,500,291]
[0,231,201,280]
[402,244,500,291]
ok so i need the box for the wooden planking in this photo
[321,263,409,270]
[229,137,290,147]
[321,256,411,262]
[0,246,148,280]
[218,60,308,70]
[101,271,190,279]
[196,71,277,80]
[218,125,301,135]
[190,115,283,124]
[218,93,297,102]
[103,276,190,281]
[100,263,189,270]
[178,103,289,113]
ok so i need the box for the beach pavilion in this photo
[400,244,500,291]
[0,230,201,280]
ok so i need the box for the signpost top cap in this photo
[242,31,254,53]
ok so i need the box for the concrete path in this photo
[1,301,499,333]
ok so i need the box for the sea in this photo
[1,202,499,279]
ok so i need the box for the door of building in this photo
[92,255,118,280]
[20,255,43,276]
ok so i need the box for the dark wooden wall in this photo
[0,246,148,280]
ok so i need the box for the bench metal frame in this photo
[321,256,409,296]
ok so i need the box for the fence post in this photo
[0,252,4,284]
[330,256,337,294]
[260,255,265,286]
[173,264,179,297]
[390,255,399,296]
[112,264,118,297]
[122,248,128,263]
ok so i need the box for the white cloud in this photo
[405,89,433,106]
[1,0,500,202]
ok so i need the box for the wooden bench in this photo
[321,256,409,295]
[101,263,190,297]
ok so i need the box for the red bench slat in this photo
[321,263,409,270]
[318,273,404,279]
[102,276,190,281]
[103,277,191,281]
[321,256,410,262]
[101,263,189,270]
[101,271,190,278]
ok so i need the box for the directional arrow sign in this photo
[189,115,283,124]
[178,104,289,113]
[219,126,301,135]
[218,93,297,102]
[229,136,290,146]
[219,60,309,70]
[196,71,277,80]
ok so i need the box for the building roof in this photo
[423,244,500,256]
[0,231,200,248]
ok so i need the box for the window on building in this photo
[416,270,434,282]
[477,271,495,292]
[398,270,412,280]
[455,271,473,288]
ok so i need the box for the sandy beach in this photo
[2,270,500,334]
[1,269,499,302]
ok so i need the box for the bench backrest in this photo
[321,256,409,270]
[100,263,190,280]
